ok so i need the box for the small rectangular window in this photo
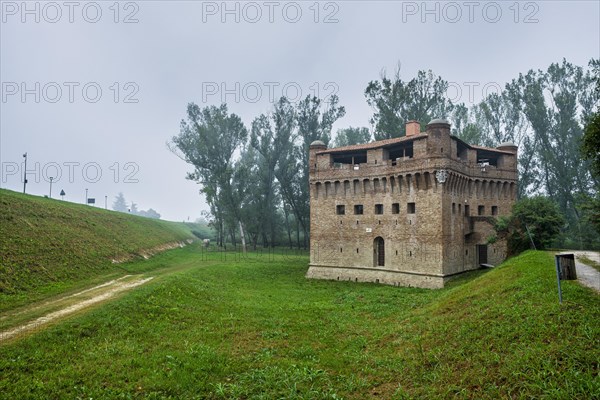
[491,206,498,216]
[407,202,416,214]
[478,205,485,216]
[354,204,363,215]
[336,205,345,215]
[392,203,400,214]
[452,203,456,214]
[465,205,470,216]
[375,204,383,214]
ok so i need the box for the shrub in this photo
[495,196,565,255]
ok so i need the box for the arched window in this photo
[374,237,385,267]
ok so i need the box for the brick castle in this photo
[307,119,518,289]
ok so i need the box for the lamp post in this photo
[49,177,54,198]
[105,195,107,210]
[22,152,28,194]
[85,188,88,204]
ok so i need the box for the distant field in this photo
[1,248,598,399]
[0,189,209,310]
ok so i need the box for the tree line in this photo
[112,192,161,219]
[169,96,344,250]
[170,58,600,251]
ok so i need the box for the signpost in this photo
[60,189,66,200]
[554,253,577,304]
[87,198,96,205]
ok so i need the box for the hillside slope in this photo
[0,189,198,300]
[390,250,600,398]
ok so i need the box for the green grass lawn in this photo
[0,189,204,311]
[1,247,598,399]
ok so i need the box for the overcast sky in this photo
[1,0,598,221]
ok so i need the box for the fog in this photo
[1,1,598,221]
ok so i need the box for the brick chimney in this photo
[405,120,420,136]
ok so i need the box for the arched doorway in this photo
[374,237,385,267]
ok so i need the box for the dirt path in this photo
[571,251,600,293]
[0,275,154,342]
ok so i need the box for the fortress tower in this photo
[307,119,518,289]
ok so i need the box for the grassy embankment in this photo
[0,189,207,311]
[1,247,598,399]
